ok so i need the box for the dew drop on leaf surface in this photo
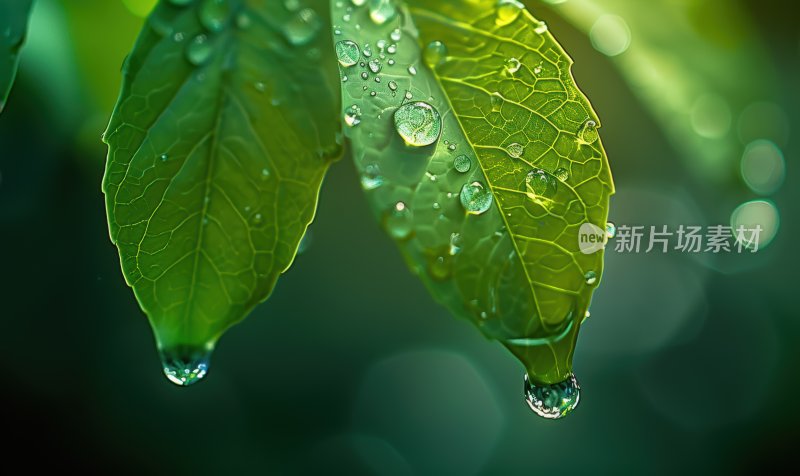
[525,168,557,201]
[199,0,231,32]
[454,154,472,173]
[460,181,493,215]
[368,0,397,25]
[393,101,442,146]
[423,40,447,68]
[186,34,213,65]
[335,39,361,66]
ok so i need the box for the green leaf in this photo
[0,0,33,113]
[333,0,613,386]
[103,0,340,385]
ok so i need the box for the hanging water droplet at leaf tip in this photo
[160,345,213,387]
[524,373,580,419]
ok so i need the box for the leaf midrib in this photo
[408,6,588,327]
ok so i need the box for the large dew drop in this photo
[160,346,212,387]
[460,181,493,215]
[368,0,397,25]
[335,40,361,66]
[393,102,442,146]
[524,373,580,419]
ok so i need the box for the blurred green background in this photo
[0,0,796,473]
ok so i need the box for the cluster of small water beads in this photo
[171,0,325,75]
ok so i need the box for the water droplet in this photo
[504,57,521,74]
[254,81,267,92]
[160,154,169,162]
[605,222,616,239]
[199,0,230,32]
[460,181,493,215]
[173,31,185,42]
[423,41,447,68]
[284,0,301,11]
[261,168,271,179]
[584,270,597,285]
[251,213,264,226]
[186,34,213,65]
[388,80,398,91]
[578,119,599,144]
[490,92,504,112]
[361,71,369,80]
[351,0,367,6]
[408,65,417,75]
[524,373,580,419]
[525,168,557,200]
[390,28,402,42]
[160,346,212,387]
[361,163,384,190]
[496,0,524,27]
[507,142,525,158]
[386,44,397,54]
[296,229,313,255]
[553,167,569,182]
[393,102,442,147]
[533,65,542,75]
[534,21,548,34]
[368,0,397,25]
[368,59,382,73]
[284,8,321,45]
[404,91,413,100]
[428,255,451,280]
[335,39,360,66]
[344,104,362,127]
[453,154,472,173]
[384,202,413,240]
[387,59,395,66]
[449,232,463,255]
